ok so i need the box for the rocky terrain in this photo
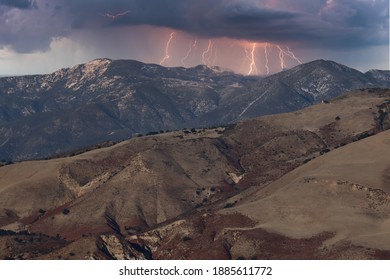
[0,59,389,161]
[0,88,389,260]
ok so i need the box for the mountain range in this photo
[0,59,389,161]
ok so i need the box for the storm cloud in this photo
[0,0,388,76]
[67,0,389,48]
[0,0,388,53]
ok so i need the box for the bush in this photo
[182,236,192,242]
[320,148,330,155]
[357,131,373,140]
[146,131,159,136]
[224,202,235,208]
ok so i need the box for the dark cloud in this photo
[70,0,387,49]
[0,0,36,9]
[0,0,388,53]
[320,0,387,28]
[0,0,69,53]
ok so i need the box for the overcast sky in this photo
[0,0,388,75]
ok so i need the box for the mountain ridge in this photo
[0,59,389,161]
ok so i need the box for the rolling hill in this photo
[0,88,389,259]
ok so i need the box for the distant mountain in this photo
[0,59,389,161]
[365,69,390,86]
[206,60,384,122]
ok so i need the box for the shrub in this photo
[182,236,192,242]
[357,131,373,140]
[146,131,159,136]
[320,148,330,155]
[224,202,235,208]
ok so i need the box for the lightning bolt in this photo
[264,43,270,75]
[182,40,197,67]
[286,46,302,64]
[242,42,302,75]
[276,45,302,69]
[100,10,130,20]
[277,45,286,70]
[208,41,216,65]
[202,40,213,65]
[248,43,258,76]
[160,32,175,66]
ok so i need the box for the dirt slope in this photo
[132,130,390,259]
[227,130,390,249]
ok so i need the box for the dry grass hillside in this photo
[131,130,390,260]
[0,88,389,259]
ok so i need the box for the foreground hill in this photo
[0,88,389,259]
[0,59,389,161]
[133,129,390,260]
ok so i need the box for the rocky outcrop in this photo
[97,234,152,260]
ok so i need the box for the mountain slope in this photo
[213,60,382,122]
[134,130,390,260]
[0,59,389,161]
[230,129,390,249]
[0,88,389,259]
[131,90,390,260]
